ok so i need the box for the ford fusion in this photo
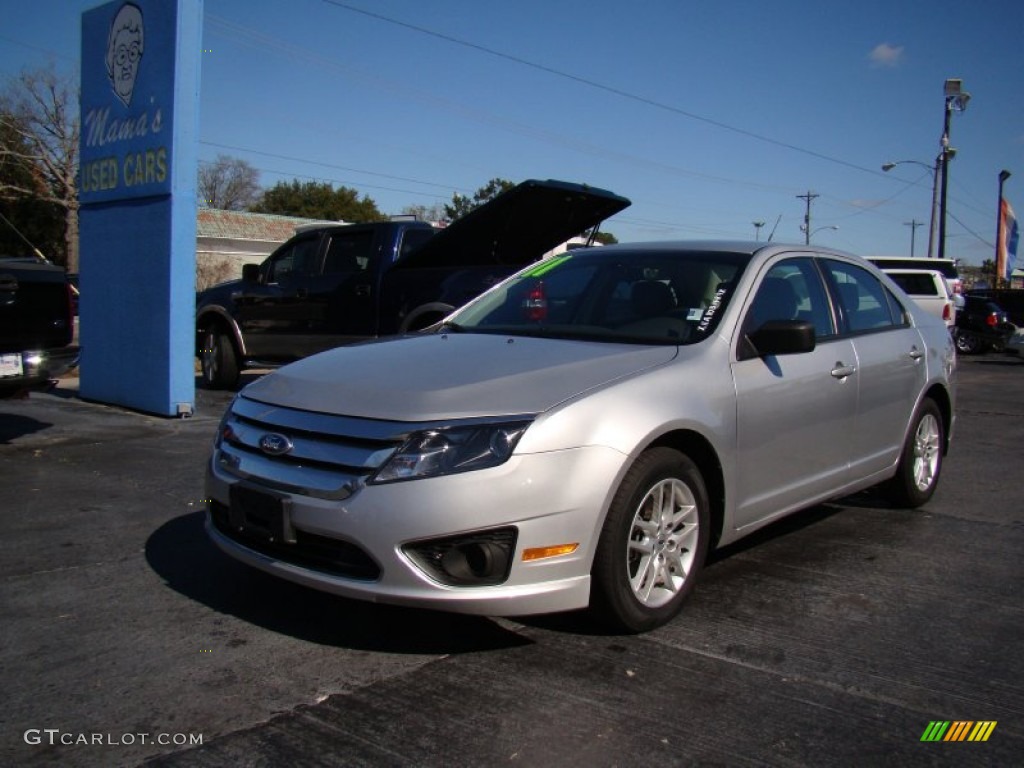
[206,242,956,632]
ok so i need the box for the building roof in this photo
[196,208,337,242]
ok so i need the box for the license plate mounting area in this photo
[228,484,297,545]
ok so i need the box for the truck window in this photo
[397,228,436,260]
[324,231,375,274]
[888,273,940,296]
[267,238,318,283]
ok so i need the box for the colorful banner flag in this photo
[997,197,1019,281]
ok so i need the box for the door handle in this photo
[831,362,857,379]
[909,346,924,361]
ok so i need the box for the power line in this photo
[321,0,890,179]
[200,141,455,191]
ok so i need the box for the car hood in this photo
[240,333,677,422]
[395,179,631,270]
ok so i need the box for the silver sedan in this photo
[206,242,956,632]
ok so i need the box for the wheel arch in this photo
[196,307,246,358]
[644,429,726,549]
[921,383,953,456]
[400,302,456,333]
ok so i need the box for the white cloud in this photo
[869,42,904,68]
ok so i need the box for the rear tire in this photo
[200,326,239,390]
[885,398,943,508]
[954,330,982,355]
[591,448,710,633]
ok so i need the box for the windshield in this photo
[448,248,749,345]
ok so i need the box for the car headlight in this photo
[372,421,531,483]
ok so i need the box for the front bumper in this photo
[205,444,628,616]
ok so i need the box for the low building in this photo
[196,209,336,289]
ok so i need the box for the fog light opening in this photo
[441,541,508,582]
[404,527,518,586]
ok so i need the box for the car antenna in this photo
[766,214,782,243]
[0,211,50,262]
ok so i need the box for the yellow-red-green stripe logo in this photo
[921,721,997,742]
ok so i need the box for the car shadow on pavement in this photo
[521,502,845,637]
[0,413,54,443]
[145,510,532,655]
[974,356,1024,366]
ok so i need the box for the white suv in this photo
[883,269,956,328]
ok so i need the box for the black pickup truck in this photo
[0,256,78,396]
[195,179,630,388]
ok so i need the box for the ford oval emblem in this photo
[258,432,293,456]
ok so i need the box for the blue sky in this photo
[2,0,1022,264]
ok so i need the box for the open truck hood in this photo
[396,179,631,270]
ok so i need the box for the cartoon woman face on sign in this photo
[105,3,144,107]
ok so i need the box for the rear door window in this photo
[822,260,906,334]
[323,230,376,274]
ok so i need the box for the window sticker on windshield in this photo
[523,254,572,278]
[686,308,704,321]
[697,287,728,332]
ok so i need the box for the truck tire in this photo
[200,326,239,390]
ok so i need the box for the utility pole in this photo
[796,191,819,245]
[904,219,924,257]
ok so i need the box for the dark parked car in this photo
[0,256,78,395]
[954,295,1014,354]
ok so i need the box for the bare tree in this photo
[0,66,79,270]
[198,154,261,211]
[401,202,447,223]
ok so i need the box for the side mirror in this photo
[745,320,816,359]
[241,263,259,283]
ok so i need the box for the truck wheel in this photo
[591,448,710,633]
[200,326,239,390]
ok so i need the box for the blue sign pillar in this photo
[79,0,203,416]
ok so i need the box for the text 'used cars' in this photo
[205,242,956,632]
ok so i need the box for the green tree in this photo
[198,155,261,211]
[444,177,515,221]
[592,231,618,245]
[0,66,79,269]
[251,179,384,222]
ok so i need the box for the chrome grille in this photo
[215,395,424,499]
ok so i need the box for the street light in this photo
[938,78,971,261]
[882,157,942,258]
[802,224,838,242]
[753,220,765,241]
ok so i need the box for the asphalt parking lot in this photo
[2,354,1022,767]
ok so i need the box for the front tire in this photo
[200,326,239,390]
[591,448,710,633]
[886,398,943,508]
